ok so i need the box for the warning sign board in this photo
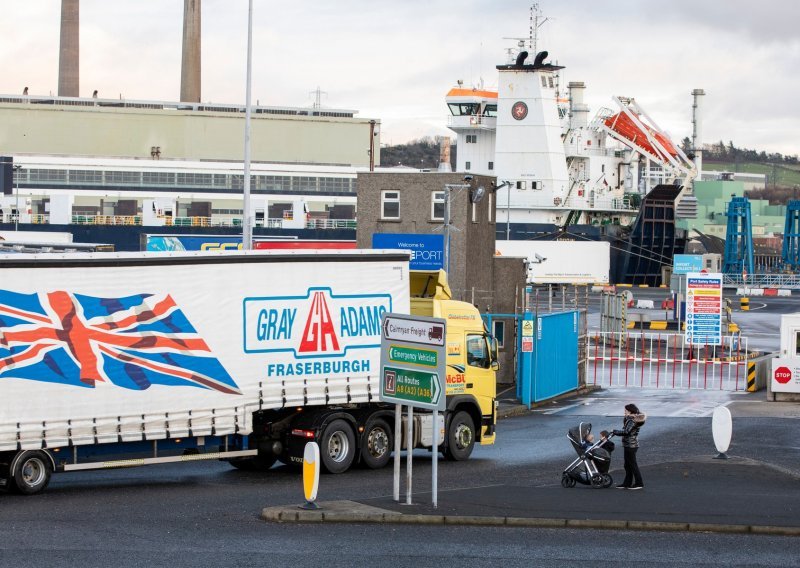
[522,320,534,337]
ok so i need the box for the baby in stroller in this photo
[561,422,615,488]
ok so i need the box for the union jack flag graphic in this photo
[0,290,241,394]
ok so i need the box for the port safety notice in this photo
[685,272,723,346]
[379,313,446,411]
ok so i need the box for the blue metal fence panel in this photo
[515,310,579,407]
[530,311,579,404]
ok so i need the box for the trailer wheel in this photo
[320,419,355,474]
[11,451,52,495]
[444,411,475,461]
[360,418,392,469]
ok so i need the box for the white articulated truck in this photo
[0,251,498,494]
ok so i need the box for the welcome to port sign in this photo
[379,313,446,411]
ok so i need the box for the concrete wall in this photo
[491,256,527,384]
[0,104,376,167]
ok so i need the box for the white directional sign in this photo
[380,313,446,411]
[382,315,445,347]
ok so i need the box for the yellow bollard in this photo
[740,297,750,311]
[301,441,320,510]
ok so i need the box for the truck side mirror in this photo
[490,337,500,370]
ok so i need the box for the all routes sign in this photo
[379,313,446,411]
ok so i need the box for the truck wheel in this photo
[11,451,52,495]
[360,418,392,469]
[320,419,355,474]
[444,411,475,461]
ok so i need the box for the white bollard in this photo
[712,406,732,460]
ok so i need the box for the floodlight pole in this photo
[242,0,254,250]
[13,164,21,231]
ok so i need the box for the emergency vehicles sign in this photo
[243,287,392,377]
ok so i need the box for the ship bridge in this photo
[445,88,498,131]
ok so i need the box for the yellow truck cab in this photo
[410,270,498,458]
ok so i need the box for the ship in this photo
[445,9,701,285]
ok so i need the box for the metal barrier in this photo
[588,332,749,391]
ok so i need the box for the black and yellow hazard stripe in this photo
[746,361,757,392]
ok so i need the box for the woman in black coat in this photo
[613,403,646,489]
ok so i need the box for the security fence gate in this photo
[588,331,751,391]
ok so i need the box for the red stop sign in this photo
[775,366,792,384]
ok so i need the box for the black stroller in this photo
[561,422,614,489]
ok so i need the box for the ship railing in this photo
[723,273,800,290]
[72,215,142,226]
[30,214,49,224]
[446,114,496,129]
[520,195,637,212]
[306,218,357,230]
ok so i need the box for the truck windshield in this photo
[466,335,490,369]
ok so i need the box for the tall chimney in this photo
[691,88,705,177]
[58,0,79,97]
[438,137,452,172]
[180,0,202,103]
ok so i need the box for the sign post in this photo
[380,313,446,508]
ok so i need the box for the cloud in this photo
[0,0,796,156]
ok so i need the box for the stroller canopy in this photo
[568,422,592,444]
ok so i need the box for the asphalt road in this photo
[1,389,797,567]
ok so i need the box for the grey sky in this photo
[0,0,797,156]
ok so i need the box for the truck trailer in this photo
[0,251,497,494]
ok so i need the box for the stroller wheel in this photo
[561,474,576,488]
[602,474,613,488]
[591,474,606,488]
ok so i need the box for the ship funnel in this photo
[515,51,529,66]
[532,51,548,67]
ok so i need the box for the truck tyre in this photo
[320,419,355,474]
[360,418,392,469]
[444,411,475,461]
[11,451,52,495]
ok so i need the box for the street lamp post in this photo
[13,164,22,231]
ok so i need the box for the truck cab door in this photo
[464,333,496,417]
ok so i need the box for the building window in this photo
[488,161,494,171]
[516,181,526,190]
[492,320,505,348]
[541,76,547,87]
[548,76,555,88]
[381,190,400,219]
[531,181,540,190]
[431,191,445,220]
[466,134,477,144]
[465,161,471,170]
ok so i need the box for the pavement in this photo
[262,455,800,535]
[262,386,800,535]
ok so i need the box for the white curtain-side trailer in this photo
[0,251,414,493]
